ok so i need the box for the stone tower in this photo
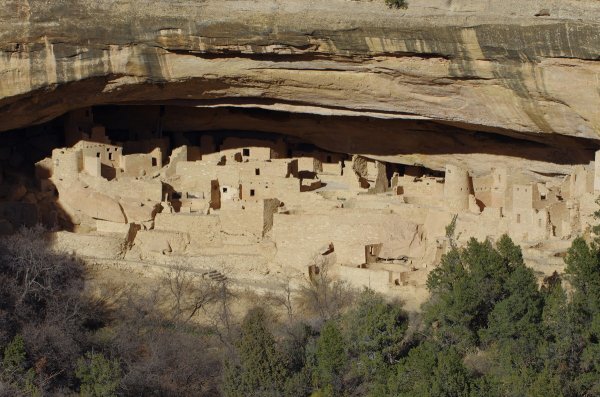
[444,164,471,211]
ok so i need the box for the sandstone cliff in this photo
[0,0,599,172]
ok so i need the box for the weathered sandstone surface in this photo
[1,0,599,172]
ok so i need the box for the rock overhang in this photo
[0,0,599,173]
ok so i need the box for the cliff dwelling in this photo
[1,0,600,393]
[0,102,597,310]
[0,0,598,313]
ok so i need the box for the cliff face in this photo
[1,0,599,172]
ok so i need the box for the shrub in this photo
[385,0,408,9]
[75,352,121,397]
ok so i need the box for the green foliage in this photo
[2,334,27,375]
[385,0,408,9]
[389,341,472,397]
[10,209,600,397]
[565,237,600,320]
[344,289,408,382]
[1,334,40,397]
[480,265,543,355]
[527,366,564,397]
[425,236,521,350]
[445,214,459,249]
[313,321,347,396]
[539,273,578,375]
[224,307,288,397]
[75,352,122,397]
[562,237,600,395]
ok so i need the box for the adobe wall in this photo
[83,156,101,177]
[335,265,391,294]
[369,161,388,194]
[79,174,163,202]
[240,177,300,201]
[75,142,122,169]
[569,165,594,199]
[473,174,493,207]
[296,156,321,173]
[508,198,551,242]
[219,201,264,237]
[179,197,210,214]
[121,148,162,177]
[219,184,240,201]
[154,212,223,247]
[122,138,169,162]
[51,231,125,260]
[221,137,276,158]
[175,161,240,187]
[176,161,218,179]
[219,138,272,162]
[175,177,217,200]
[272,210,421,269]
[132,229,191,256]
[321,161,342,175]
[52,148,82,180]
[239,160,291,179]
[512,184,535,209]
[398,176,444,198]
[548,201,572,238]
[219,198,279,238]
[491,168,508,208]
[165,145,188,177]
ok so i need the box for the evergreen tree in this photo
[75,352,122,397]
[425,237,517,350]
[313,321,347,396]
[527,366,564,397]
[565,237,600,324]
[344,289,408,381]
[388,341,472,397]
[563,237,600,395]
[223,307,287,397]
[1,334,39,397]
[480,265,543,365]
[2,334,27,376]
[539,273,578,385]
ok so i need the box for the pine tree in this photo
[389,342,472,397]
[75,352,122,397]
[226,307,287,397]
[344,289,408,378]
[314,321,347,396]
[424,237,518,350]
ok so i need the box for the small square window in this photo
[223,187,228,193]
[243,148,250,156]
[255,168,260,176]
[152,158,157,167]
[250,189,255,197]
[96,152,100,158]
[108,153,113,160]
